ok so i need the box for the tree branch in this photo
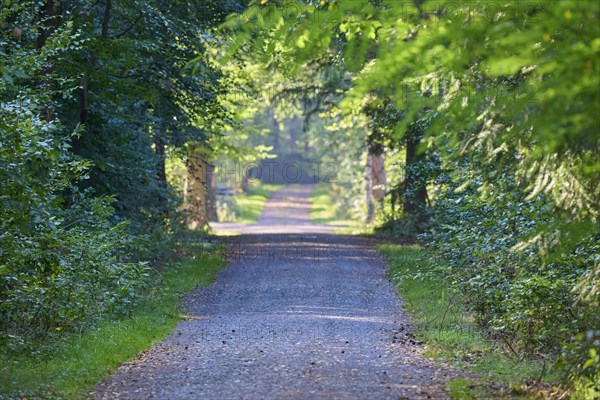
[114,13,143,38]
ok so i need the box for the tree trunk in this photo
[365,152,374,224]
[75,0,110,153]
[79,73,90,125]
[37,0,62,122]
[155,134,167,185]
[205,163,218,221]
[153,131,170,220]
[371,152,386,203]
[101,0,111,37]
[36,0,61,49]
[186,143,208,229]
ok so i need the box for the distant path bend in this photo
[95,185,460,399]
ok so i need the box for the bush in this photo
[0,197,149,352]
[423,159,600,384]
[0,14,149,352]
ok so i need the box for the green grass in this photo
[235,183,282,223]
[310,186,337,224]
[447,379,478,400]
[0,252,224,399]
[310,186,365,233]
[378,244,562,399]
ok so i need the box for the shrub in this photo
[423,159,599,383]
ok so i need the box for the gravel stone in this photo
[95,186,464,399]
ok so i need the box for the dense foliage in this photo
[2,0,598,394]
[0,0,246,351]
[222,0,600,389]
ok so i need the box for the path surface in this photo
[95,186,459,399]
[210,185,336,234]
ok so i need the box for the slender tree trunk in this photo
[365,121,385,220]
[101,0,111,37]
[79,74,90,124]
[155,133,167,185]
[186,143,208,229]
[37,0,61,122]
[371,153,386,203]
[37,0,61,49]
[205,163,218,221]
[183,173,189,203]
[365,152,374,224]
[75,0,110,153]
[153,130,170,221]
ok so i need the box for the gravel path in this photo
[210,185,336,234]
[95,185,460,399]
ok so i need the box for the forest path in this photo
[209,184,335,234]
[95,185,460,399]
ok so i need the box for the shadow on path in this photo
[95,186,462,399]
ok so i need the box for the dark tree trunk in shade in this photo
[37,0,61,49]
[155,136,167,185]
[37,0,62,122]
[75,0,111,153]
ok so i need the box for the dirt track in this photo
[95,185,459,399]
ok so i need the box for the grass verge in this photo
[378,244,563,399]
[235,183,282,223]
[310,186,365,233]
[0,251,224,399]
[310,186,337,224]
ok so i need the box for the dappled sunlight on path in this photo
[96,186,463,399]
